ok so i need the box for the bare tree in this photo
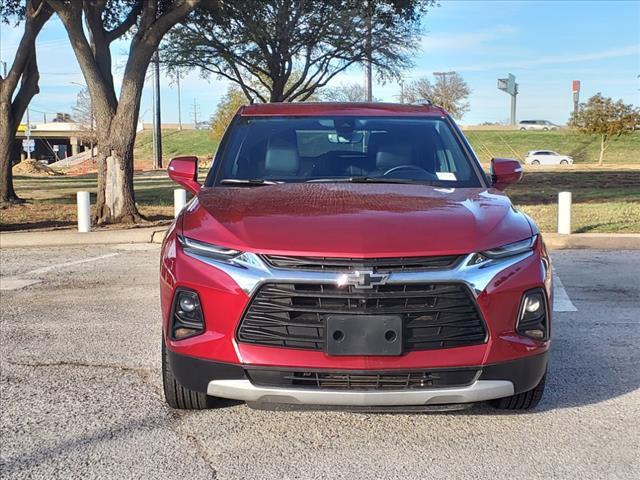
[44,0,201,224]
[163,0,432,103]
[569,93,639,165]
[0,0,52,206]
[319,83,378,102]
[71,87,97,148]
[405,72,471,119]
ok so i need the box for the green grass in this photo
[134,130,218,161]
[465,130,640,164]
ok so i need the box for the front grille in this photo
[246,368,479,390]
[237,282,487,351]
[262,255,461,272]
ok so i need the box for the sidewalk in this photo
[2,227,640,250]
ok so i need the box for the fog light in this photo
[524,296,542,314]
[179,296,196,312]
[517,289,548,340]
[171,289,204,340]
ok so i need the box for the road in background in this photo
[1,245,639,479]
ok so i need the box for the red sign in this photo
[572,80,580,93]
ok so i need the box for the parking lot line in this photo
[0,253,120,291]
[553,271,578,312]
[25,253,119,276]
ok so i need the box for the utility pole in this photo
[364,0,373,102]
[191,98,200,128]
[152,50,162,169]
[176,73,182,131]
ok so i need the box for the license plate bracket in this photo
[325,315,403,356]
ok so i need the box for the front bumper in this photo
[207,379,514,406]
[167,348,548,406]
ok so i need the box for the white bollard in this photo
[558,191,572,234]
[174,189,187,218]
[77,191,91,233]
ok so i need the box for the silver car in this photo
[524,150,573,165]
[518,120,559,131]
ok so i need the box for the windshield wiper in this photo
[307,176,430,185]
[219,178,279,186]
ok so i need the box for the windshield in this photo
[209,116,483,187]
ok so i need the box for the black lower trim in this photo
[479,352,548,394]
[166,348,246,393]
[167,348,548,396]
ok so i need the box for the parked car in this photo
[518,120,559,131]
[162,102,551,412]
[525,150,573,165]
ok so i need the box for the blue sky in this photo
[1,0,638,125]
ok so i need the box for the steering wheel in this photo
[382,165,435,178]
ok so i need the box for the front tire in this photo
[560,160,568,165]
[490,373,546,410]
[531,160,540,165]
[162,340,216,410]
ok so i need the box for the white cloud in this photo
[420,25,518,52]
[449,45,640,72]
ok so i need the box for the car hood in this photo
[182,183,533,257]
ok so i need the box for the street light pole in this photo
[152,50,163,169]
[177,72,182,131]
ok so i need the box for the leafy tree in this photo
[163,0,432,103]
[569,93,639,165]
[210,85,247,142]
[0,0,53,206]
[71,87,97,149]
[405,72,471,119]
[43,0,201,224]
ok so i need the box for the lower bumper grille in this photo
[237,282,487,352]
[246,369,480,390]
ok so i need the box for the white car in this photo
[518,120,559,131]
[524,150,573,166]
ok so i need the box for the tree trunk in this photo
[598,134,607,166]
[94,124,141,224]
[0,108,22,206]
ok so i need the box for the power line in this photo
[190,98,200,128]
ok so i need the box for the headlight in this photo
[481,235,537,259]
[177,235,265,269]
[468,236,537,265]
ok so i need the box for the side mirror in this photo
[168,156,201,194]
[490,158,522,190]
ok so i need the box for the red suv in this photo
[161,103,551,411]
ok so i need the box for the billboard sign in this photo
[572,80,580,93]
[498,74,517,95]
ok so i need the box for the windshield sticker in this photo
[436,172,457,181]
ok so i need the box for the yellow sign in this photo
[17,124,27,132]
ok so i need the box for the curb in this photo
[1,228,640,250]
[541,233,640,250]
[0,227,167,249]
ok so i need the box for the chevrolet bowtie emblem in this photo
[337,270,389,289]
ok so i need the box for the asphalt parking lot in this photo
[1,244,639,479]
